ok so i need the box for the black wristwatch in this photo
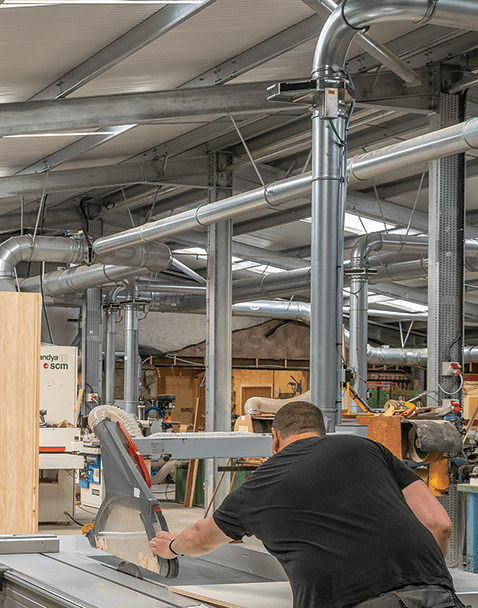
[168,539,184,556]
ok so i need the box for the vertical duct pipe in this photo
[122,281,139,415]
[104,305,117,406]
[310,72,350,431]
[310,0,478,429]
[348,271,368,407]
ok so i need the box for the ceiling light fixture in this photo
[2,1,203,6]
[4,132,126,137]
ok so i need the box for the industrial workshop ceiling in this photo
[2,0,478,343]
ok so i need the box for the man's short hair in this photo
[272,401,326,438]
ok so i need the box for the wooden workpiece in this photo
[0,292,42,534]
[171,580,292,608]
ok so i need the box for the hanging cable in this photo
[120,186,136,228]
[302,149,312,174]
[226,109,265,187]
[20,196,24,236]
[32,170,50,245]
[145,185,162,223]
[40,261,53,343]
[370,178,389,234]
[405,165,427,239]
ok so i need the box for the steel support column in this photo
[427,91,466,407]
[205,152,233,511]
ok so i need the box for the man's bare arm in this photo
[402,479,452,556]
[149,517,233,559]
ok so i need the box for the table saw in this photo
[0,534,477,608]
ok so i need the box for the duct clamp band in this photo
[413,0,437,24]
[194,202,210,227]
[340,0,369,32]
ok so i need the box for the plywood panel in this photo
[171,581,292,608]
[0,292,41,533]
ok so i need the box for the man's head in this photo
[271,401,326,453]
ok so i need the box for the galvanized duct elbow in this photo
[350,233,429,267]
[313,0,478,80]
[0,235,87,292]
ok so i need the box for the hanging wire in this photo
[120,186,136,228]
[20,196,24,236]
[145,185,162,223]
[226,109,265,187]
[438,373,464,396]
[370,178,389,234]
[404,164,427,239]
[302,148,312,174]
[32,170,50,245]
[40,261,54,343]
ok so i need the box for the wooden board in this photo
[0,292,42,533]
[170,581,292,608]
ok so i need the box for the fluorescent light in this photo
[2,1,203,6]
[4,132,123,137]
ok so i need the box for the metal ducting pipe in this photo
[348,234,429,405]
[231,300,478,366]
[19,264,154,296]
[121,280,140,416]
[0,235,87,292]
[18,243,172,296]
[104,305,117,407]
[310,0,478,428]
[94,242,172,273]
[307,0,421,86]
[92,107,478,260]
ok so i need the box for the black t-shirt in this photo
[213,435,453,608]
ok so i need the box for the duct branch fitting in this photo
[0,235,87,292]
[18,243,172,296]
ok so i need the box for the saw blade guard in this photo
[86,415,179,578]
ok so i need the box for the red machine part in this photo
[116,421,152,488]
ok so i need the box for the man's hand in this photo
[149,518,233,558]
[149,531,178,559]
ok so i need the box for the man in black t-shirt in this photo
[150,401,459,608]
